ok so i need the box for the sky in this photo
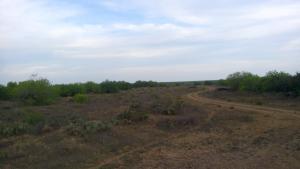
[0,0,300,84]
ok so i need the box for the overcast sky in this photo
[0,0,300,84]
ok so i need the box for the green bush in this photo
[73,94,88,103]
[85,81,101,93]
[14,79,57,105]
[24,111,44,125]
[223,71,299,95]
[261,71,292,92]
[57,83,86,97]
[100,80,119,93]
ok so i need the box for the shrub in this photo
[85,81,101,93]
[100,80,119,93]
[57,83,86,97]
[66,119,111,136]
[223,71,299,94]
[14,79,57,105]
[261,71,292,92]
[73,94,88,103]
[24,111,44,125]
[152,96,184,115]
[0,122,30,136]
[117,103,148,123]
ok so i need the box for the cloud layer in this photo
[0,0,299,83]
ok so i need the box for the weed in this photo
[0,122,30,136]
[24,111,44,125]
[117,103,148,123]
[152,96,184,115]
[73,94,88,103]
[66,119,111,136]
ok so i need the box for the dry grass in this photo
[0,86,300,169]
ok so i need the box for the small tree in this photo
[14,78,57,105]
[261,71,292,92]
[0,85,9,100]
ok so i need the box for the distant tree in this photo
[133,81,160,88]
[0,85,9,100]
[85,81,101,93]
[261,71,292,92]
[57,83,86,97]
[14,78,57,105]
[203,81,213,85]
[100,80,119,93]
[291,72,300,95]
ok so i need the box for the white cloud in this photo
[244,3,300,20]
[0,0,300,83]
[280,39,300,51]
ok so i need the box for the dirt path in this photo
[87,130,199,169]
[186,91,300,119]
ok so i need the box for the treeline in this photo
[220,71,300,96]
[0,78,163,105]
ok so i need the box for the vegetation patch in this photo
[66,119,111,136]
[24,111,45,125]
[117,103,149,123]
[14,78,58,105]
[73,94,89,103]
[221,71,300,96]
[151,95,184,115]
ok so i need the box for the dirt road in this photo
[186,91,300,118]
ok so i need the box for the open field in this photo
[0,86,300,169]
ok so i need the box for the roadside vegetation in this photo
[219,71,300,96]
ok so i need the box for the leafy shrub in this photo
[57,83,86,97]
[117,103,148,123]
[85,81,101,93]
[0,122,30,136]
[152,96,184,115]
[100,80,119,93]
[66,119,111,136]
[24,111,44,125]
[73,94,88,103]
[14,79,57,105]
[226,72,261,91]
[261,71,292,92]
